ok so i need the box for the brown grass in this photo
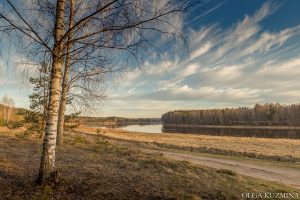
[0,129,299,199]
[76,125,300,162]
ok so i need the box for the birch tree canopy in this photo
[0,0,201,184]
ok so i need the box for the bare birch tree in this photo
[55,0,198,144]
[37,0,66,183]
[56,0,74,145]
[1,95,15,125]
[1,0,201,183]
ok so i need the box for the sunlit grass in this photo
[76,125,300,162]
[0,129,299,199]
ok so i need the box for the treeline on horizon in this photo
[79,116,161,124]
[161,103,300,126]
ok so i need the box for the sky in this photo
[1,0,300,118]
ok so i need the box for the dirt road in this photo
[74,129,300,189]
[145,149,300,189]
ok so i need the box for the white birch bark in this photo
[38,0,65,183]
[57,0,74,146]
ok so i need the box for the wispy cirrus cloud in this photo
[101,1,300,117]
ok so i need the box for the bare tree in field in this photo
[56,0,74,145]
[0,0,201,183]
[37,0,66,183]
[56,0,198,144]
[55,0,110,146]
[0,0,66,183]
[1,95,15,125]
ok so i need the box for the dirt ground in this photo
[0,129,299,200]
[144,149,300,189]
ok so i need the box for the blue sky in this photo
[1,0,300,117]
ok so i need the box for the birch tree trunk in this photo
[57,0,74,146]
[6,107,10,125]
[38,0,65,183]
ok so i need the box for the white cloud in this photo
[243,26,300,55]
[180,63,199,77]
[256,57,300,76]
[190,42,212,60]
[213,65,242,80]
[103,2,300,116]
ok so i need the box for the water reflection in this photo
[87,122,300,139]
[118,124,162,133]
[162,125,300,139]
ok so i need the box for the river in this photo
[89,123,300,139]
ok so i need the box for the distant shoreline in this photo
[85,121,162,126]
[84,121,300,130]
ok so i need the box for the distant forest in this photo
[161,103,300,126]
[80,116,161,124]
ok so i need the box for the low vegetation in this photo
[1,129,299,199]
[77,126,300,162]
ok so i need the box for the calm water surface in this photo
[91,123,300,139]
[120,124,163,133]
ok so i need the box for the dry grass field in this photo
[76,125,300,162]
[1,128,300,199]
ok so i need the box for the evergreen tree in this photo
[25,62,50,135]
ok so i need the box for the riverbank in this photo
[1,128,300,199]
[76,125,300,162]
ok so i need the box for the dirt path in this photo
[143,149,300,189]
[73,129,300,189]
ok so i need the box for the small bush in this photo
[73,135,87,144]
[15,131,30,140]
[7,121,24,129]
[216,169,237,176]
[0,118,6,126]
[94,129,109,147]
[95,138,109,145]
[96,128,106,135]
